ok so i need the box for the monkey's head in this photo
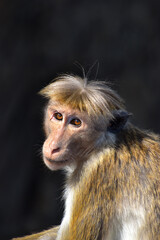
[40,75,130,171]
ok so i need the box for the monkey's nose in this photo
[51,147,60,154]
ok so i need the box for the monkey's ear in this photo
[107,110,132,133]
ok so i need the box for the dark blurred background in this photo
[0,0,160,239]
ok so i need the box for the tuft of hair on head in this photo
[40,74,125,120]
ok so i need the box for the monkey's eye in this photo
[70,118,81,127]
[53,112,63,121]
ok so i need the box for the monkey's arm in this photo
[12,226,59,240]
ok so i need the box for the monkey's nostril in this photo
[52,148,60,154]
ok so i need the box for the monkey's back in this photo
[69,127,160,240]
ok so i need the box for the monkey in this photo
[13,74,160,240]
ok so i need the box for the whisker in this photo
[86,60,99,80]
[74,61,86,79]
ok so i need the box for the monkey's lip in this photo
[45,157,68,165]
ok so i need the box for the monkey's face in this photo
[42,104,102,171]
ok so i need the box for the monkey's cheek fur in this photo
[43,156,69,170]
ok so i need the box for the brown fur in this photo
[40,74,124,118]
[58,127,160,240]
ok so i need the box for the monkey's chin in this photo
[44,157,69,171]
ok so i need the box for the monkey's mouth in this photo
[46,157,68,164]
[44,156,69,170]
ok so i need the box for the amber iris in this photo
[71,118,81,126]
[54,112,63,120]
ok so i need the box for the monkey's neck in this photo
[65,147,108,188]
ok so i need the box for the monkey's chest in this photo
[105,206,145,240]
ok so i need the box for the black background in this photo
[0,1,160,239]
